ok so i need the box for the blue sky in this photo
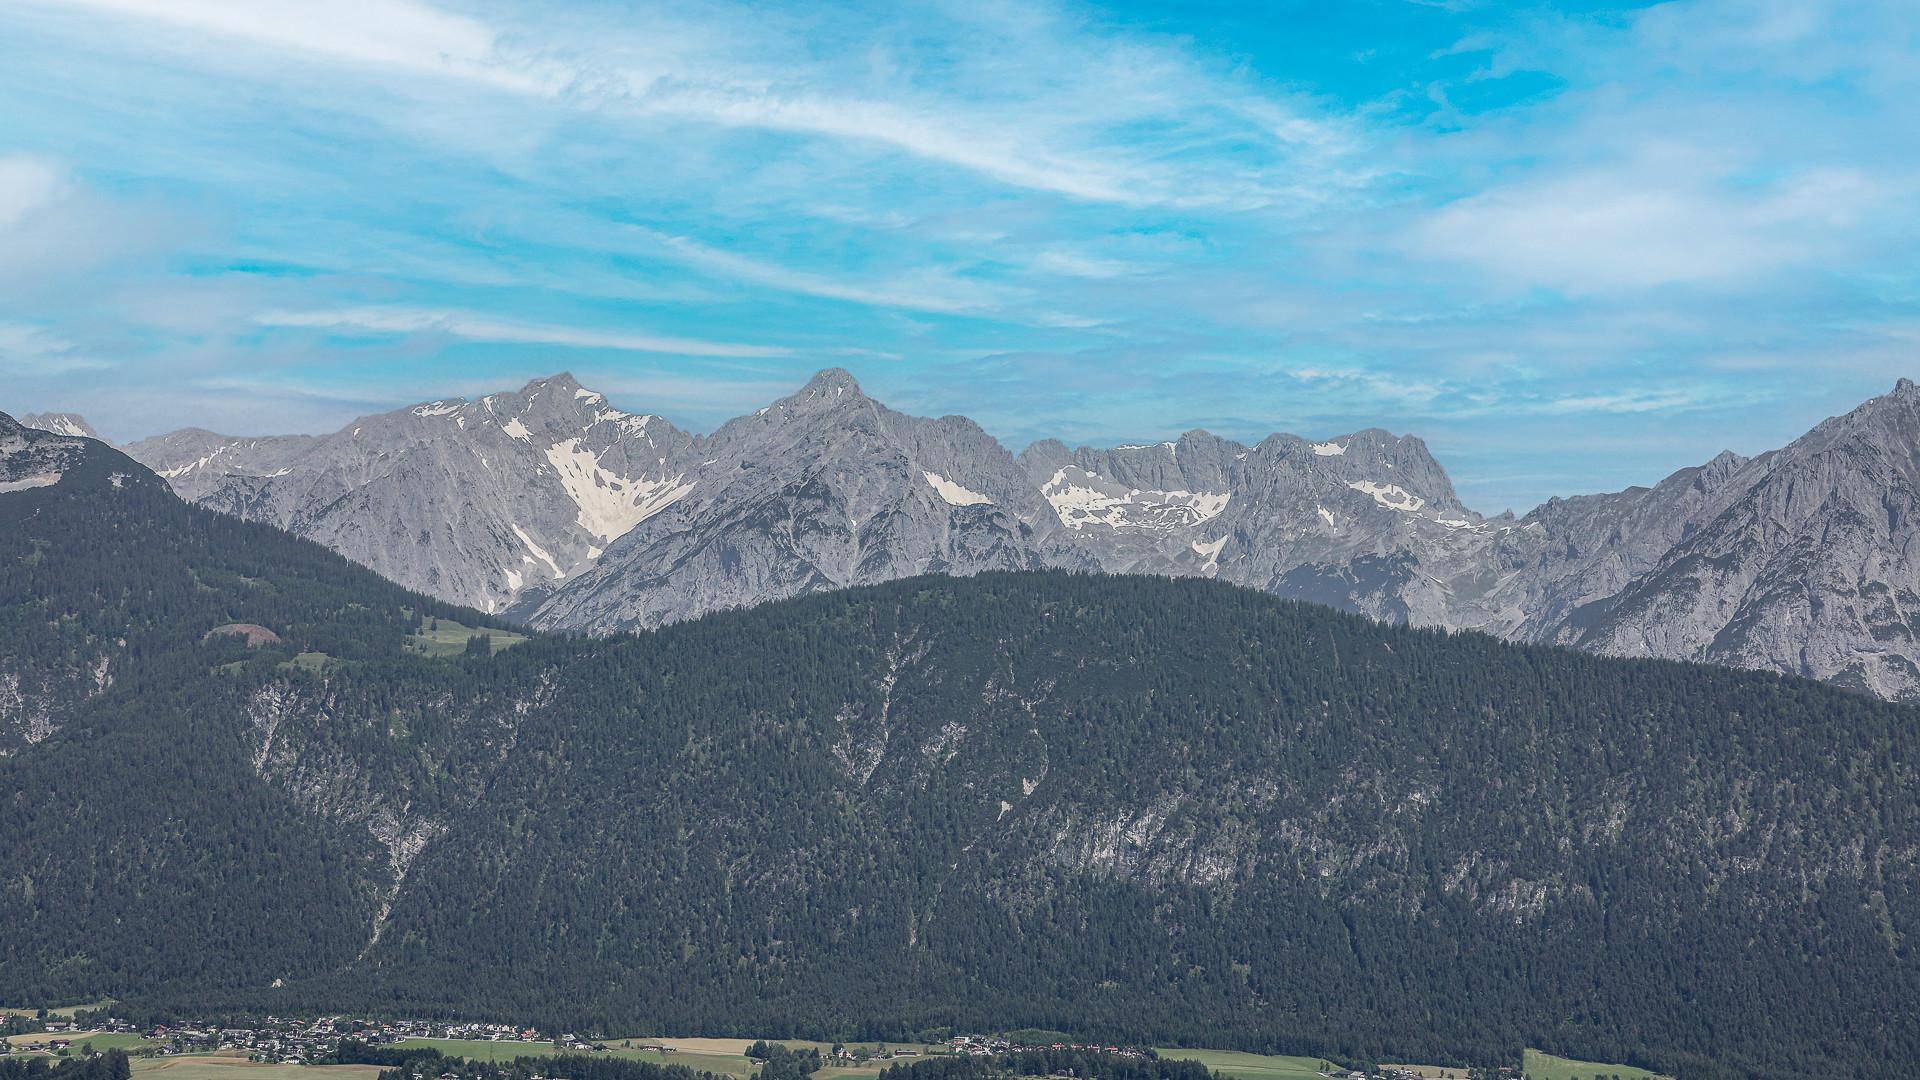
[1,0,1916,512]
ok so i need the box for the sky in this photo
[1,0,1917,513]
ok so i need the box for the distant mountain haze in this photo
[24,372,1920,700]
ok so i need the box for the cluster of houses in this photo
[8,1014,1517,1080]
[140,1016,552,1064]
[944,1036,1144,1059]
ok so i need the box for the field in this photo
[393,1038,760,1078]
[1153,1049,1332,1080]
[0,1002,112,1020]
[1521,1049,1669,1080]
[132,1054,384,1080]
[393,1036,948,1080]
[404,617,529,657]
[3,1032,152,1055]
[0,1030,1672,1080]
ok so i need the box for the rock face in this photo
[527,369,1050,630]
[18,412,100,440]
[123,374,699,613]
[2,410,98,493]
[98,371,1920,699]
[1021,427,1484,627]
[0,412,142,750]
[1569,378,1920,699]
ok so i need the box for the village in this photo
[0,1010,1530,1080]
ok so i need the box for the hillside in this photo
[0,411,524,988]
[3,414,1918,1078]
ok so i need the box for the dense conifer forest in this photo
[0,1052,132,1080]
[3,428,1917,1079]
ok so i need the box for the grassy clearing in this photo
[1522,1049,1669,1080]
[278,652,332,672]
[131,1053,384,1080]
[0,1003,113,1020]
[391,1039,755,1076]
[405,617,528,658]
[1153,1049,1331,1080]
[601,1050,757,1079]
[389,1039,568,1062]
[393,1038,949,1080]
[610,1038,934,1057]
[4,1032,152,1055]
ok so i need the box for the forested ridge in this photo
[2,421,1917,1079]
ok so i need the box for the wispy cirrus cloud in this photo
[628,227,1021,315]
[0,321,111,375]
[13,0,1354,210]
[255,307,793,358]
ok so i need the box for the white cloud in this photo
[15,0,1357,209]
[0,155,68,231]
[1407,152,1885,294]
[1031,250,1134,279]
[0,321,110,374]
[40,0,542,91]
[1287,365,1447,407]
[254,306,792,358]
[1534,387,1730,415]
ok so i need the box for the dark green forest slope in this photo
[2,412,1917,1079]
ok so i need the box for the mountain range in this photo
[28,372,1920,700]
[3,409,1916,1080]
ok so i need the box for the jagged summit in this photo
[801,366,863,395]
[120,371,698,614]
[19,412,100,440]
[513,371,591,400]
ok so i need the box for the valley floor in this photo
[2,1034,1674,1080]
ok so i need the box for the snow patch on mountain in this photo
[1310,441,1347,457]
[512,524,564,576]
[924,471,992,506]
[544,438,696,543]
[1043,466,1230,532]
[1349,480,1425,513]
[1191,534,1227,572]
[158,445,237,479]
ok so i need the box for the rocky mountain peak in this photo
[479,372,581,413]
[801,367,864,396]
[19,412,100,440]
